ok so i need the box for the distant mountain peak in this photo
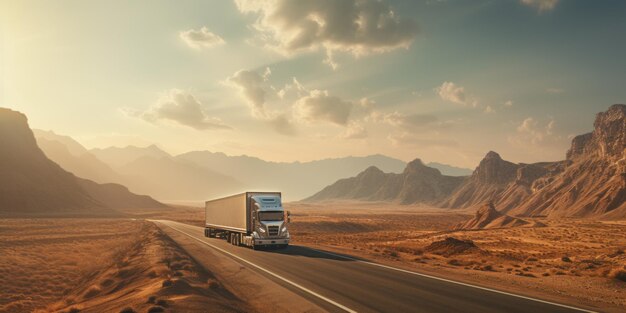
[484,151,502,160]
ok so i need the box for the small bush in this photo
[68,308,80,313]
[155,300,168,308]
[561,256,572,263]
[147,296,156,304]
[162,279,172,287]
[610,269,626,282]
[83,286,101,298]
[119,307,135,313]
[447,259,461,266]
[147,306,164,313]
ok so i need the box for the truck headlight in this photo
[257,227,266,233]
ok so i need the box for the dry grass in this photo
[0,218,143,313]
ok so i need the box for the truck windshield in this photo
[258,211,284,221]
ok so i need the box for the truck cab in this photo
[250,195,290,248]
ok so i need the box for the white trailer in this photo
[204,192,290,249]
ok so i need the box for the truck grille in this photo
[268,226,279,236]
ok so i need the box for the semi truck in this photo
[204,192,290,249]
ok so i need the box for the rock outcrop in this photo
[305,159,466,204]
[454,202,543,230]
[0,107,165,216]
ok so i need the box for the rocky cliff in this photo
[509,104,626,218]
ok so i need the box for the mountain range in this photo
[35,132,471,201]
[307,104,626,219]
[0,108,164,216]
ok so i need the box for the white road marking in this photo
[305,248,597,313]
[155,221,357,313]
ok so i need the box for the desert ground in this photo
[3,202,625,312]
[287,202,626,312]
[148,201,626,312]
[0,217,249,313]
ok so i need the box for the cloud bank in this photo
[126,89,230,130]
[234,0,418,68]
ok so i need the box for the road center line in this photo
[305,247,596,313]
[155,221,357,313]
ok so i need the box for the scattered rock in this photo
[424,237,479,257]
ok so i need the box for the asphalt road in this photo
[154,220,595,313]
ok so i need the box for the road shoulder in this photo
[154,221,327,313]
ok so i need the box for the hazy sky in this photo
[2,0,625,168]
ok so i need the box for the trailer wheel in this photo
[208,228,215,238]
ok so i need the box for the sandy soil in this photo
[0,219,143,313]
[0,218,250,313]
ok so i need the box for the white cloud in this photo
[436,81,469,106]
[342,122,368,139]
[226,68,272,118]
[226,68,298,135]
[234,0,418,68]
[294,89,353,125]
[483,105,495,114]
[509,117,561,146]
[125,89,230,130]
[179,27,225,49]
[520,0,559,12]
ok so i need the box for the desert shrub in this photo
[147,306,164,313]
[561,256,572,262]
[526,257,538,262]
[541,272,550,277]
[83,286,101,298]
[207,279,220,289]
[156,299,168,307]
[162,279,172,287]
[610,269,626,282]
[447,259,461,266]
[147,296,156,304]
[100,278,114,287]
[382,249,399,258]
[482,265,494,271]
[119,307,135,313]
[68,308,80,313]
